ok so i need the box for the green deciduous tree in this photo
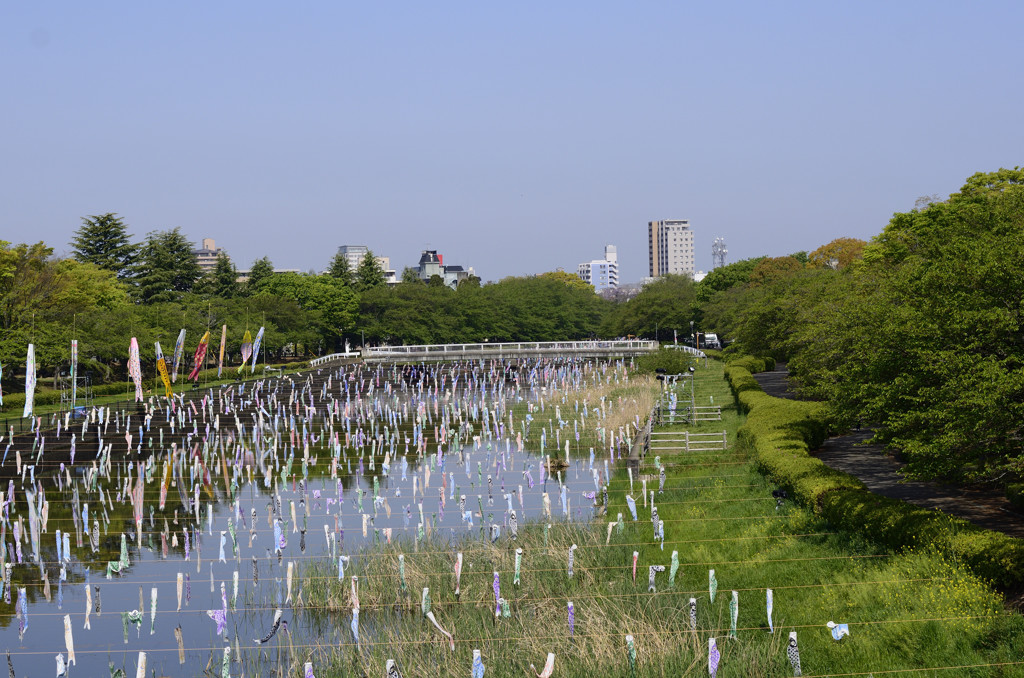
[246,257,274,295]
[602,274,697,340]
[400,266,421,284]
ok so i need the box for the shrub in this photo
[726,359,1024,589]
[634,348,694,375]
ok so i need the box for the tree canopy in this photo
[70,213,138,280]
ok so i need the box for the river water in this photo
[0,359,628,676]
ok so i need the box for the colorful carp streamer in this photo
[625,494,638,521]
[217,324,227,378]
[154,342,173,398]
[648,565,665,592]
[709,569,718,603]
[567,544,577,578]
[23,344,35,417]
[206,583,228,636]
[187,330,211,382]
[492,571,501,616]
[709,637,720,677]
[240,329,253,371]
[787,632,802,676]
[251,326,265,373]
[567,601,575,637]
[303,662,315,678]
[472,649,485,678]
[171,329,186,382]
[689,598,697,630]
[625,634,637,678]
[767,588,774,633]
[827,621,850,640]
[385,659,404,678]
[128,337,143,402]
[69,339,77,409]
[135,651,147,678]
[16,588,27,640]
[729,591,738,638]
[256,609,283,643]
[63,614,76,666]
[529,653,555,678]
[514,548,523,586]
[670,550,679,586]
[426,611,455,651]
[175,626,185,664]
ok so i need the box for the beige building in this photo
[193,237,223,273]
[648,220,695,277]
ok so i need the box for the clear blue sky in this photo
[2,2,1021,283]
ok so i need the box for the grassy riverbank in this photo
[298,361,1024,677]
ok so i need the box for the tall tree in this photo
[133,228,202,303]
[246,256,274,295]
[327,252,353,286]
[401,266,422,284]
[212,252,239,298]
[355,250,385,290]
[70,213,138,280]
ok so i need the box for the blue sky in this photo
[2,2,1021,283]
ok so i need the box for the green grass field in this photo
[300,361,1024,677]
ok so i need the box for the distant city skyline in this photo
[3,3,1022,283]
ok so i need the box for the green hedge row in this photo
[726,361,1024,589]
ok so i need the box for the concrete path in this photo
[753,364,1024,539]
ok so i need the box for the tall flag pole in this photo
[217,325,227,378]
[23,344,36,418]
[155,342,173,398]
[171,329,187,383]
[240,330,253,373]
[70,339,78,411]
[128,338,143,402]
[188,331,211,383]
[251,327,265,374]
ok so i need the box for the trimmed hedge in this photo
[726,361,1024,589]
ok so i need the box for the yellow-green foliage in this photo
[726,361,1024,589]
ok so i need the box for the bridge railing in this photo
[309,351,360,366]
[363,340,658,360]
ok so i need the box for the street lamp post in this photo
[689,321,695,349]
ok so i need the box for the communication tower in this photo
[712,238,728,269]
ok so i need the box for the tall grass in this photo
[297,361,1024,677]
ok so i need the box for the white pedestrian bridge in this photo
[310,340,659,365]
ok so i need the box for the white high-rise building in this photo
[648,220,695,277]
[577,245,619,290]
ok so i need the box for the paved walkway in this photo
[753,364,1024,539]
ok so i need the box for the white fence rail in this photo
[363,340,658,362]
[648,430,728,452]
[309,351,360,367]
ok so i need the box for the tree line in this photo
[1,216,712,389]
[701,168,1024,487]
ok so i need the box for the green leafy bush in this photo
[634,348,694,375]
[727,359,1024,589]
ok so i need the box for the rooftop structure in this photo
[193,238,224,274]
[417,250,474,288]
